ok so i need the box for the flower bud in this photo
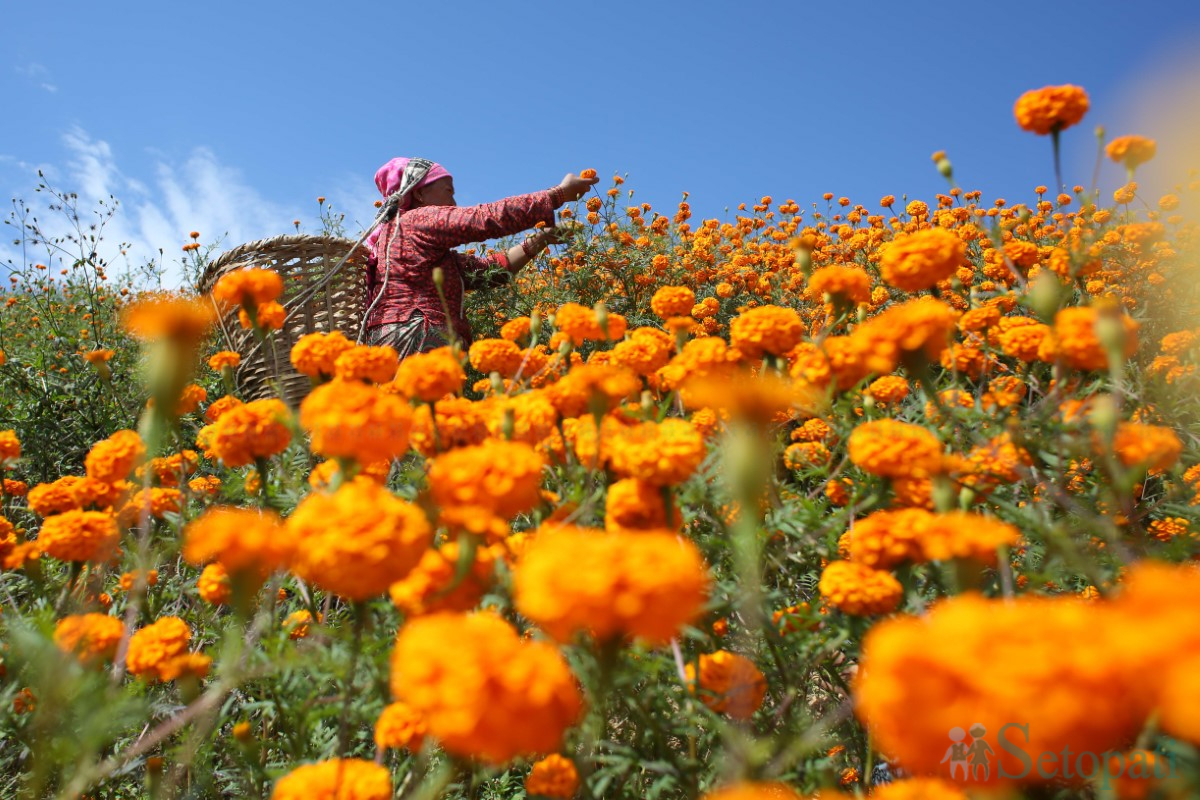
[936,157,953,182]
[529,309,542,340]
[1027,270,1064,322]
[502,408,515,441]
[594,300,609,339]
[432,267,444,289]
[1095,313,1127,360]
[489,371,504,394]
[1088,393,1119,446]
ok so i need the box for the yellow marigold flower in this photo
[605,418,705,487]
[429,439,545,519]
[28,476,87,516]
[879,228,965,292]
[700,782,803,800]
[120,487,182,522]
[391,346,466,402]
[212,267,283,310]
[680,370,824,424]
[848,420,943,479]
[513,526,709,644]
[1110,422,1182,473]
[121,292,216,345]
[300,379,413,464]
[175,383,207,416]
[784,441,831,470]
[651,286,697,319]
[202,398,292,467]
[183,506,289,577]
[334,344,399,384]
[126,616,209,682]
[959,305,1001,333]
[605,477,679,532]
[1106,135,1157,170]
[374,701,427,752]
[287,479,430,599]
[554,301,625,345]
[270,759,391,800]
[469,338,524,377]
[408,396,491,456]
[547,363,640,418]
[1051,306,1139,371]
[291,330,354,380]
[847,508,1020,567]
[204,394,243,424]
[85,429,145,484]
[729,305,804,358]
[0,430,20,463]
[483,390,559,446]
[685,650,767,720]
[196,563,231,605]
[525,754,580,799]
[806,265,872,304]
[388,541,497,616]
[997,320,1052,362]
[1149,517,1190,542]
[390,611,583,764]
[54,613,124,664]
[283,609,320,639]
[818,561,903,616]
[500,316,531,343]
[188,475,222,497]
[206,350,240,371]
[850,296,957,374]
[38,510,118,563]
[865,376,910,405]
[1013,84,1090,135]
[658,336,736,390]
[611,334,673,376]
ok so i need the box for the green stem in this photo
[337,602,368,757]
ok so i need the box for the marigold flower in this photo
[54,613,125,664]
[1106,135,1157,171]
[784,442,831,470]
[212,267,283,310]
[1013,84,1090,135]
[207,350,240,371]
[300,378,413,464]
[554,301,625,344]
[651,286,697,319]
[806,265,872,304]
[183,506,289,577]
[270,759,391,800]
[525,754,580,799]
[729,305,805,358]
[873,778,967,800]
[408,396,491,456]
[283,609,320,639]
[879,228,965,292]
[997,320,1052,362]
[500,316,531,343]
[201,399,291,467]
[865,376,910,405]
[204,394,243,423]
[174,383,207,416]
[1110,422,1182,472]
[388,541,497,616]
[611,333,673,376]
[120,487,182,521]
[513,525,709,644]
[429,439,546,519]
[700,783,803,800]
[391,346,466,401]
[197,563,231,604]
[604,418,705,487]
[1050,306,1139,371]
[121,293,216,345]
[291,330,354,380]
[0,430,20,463]
[38,510,119,562]
[850,297,957,374]
[469,338,523,377]
[818,560,903,616]
[374,701,427,752]
[390,611,583,764]
[848,420,943,480]
[1148,517,1190,542]
[126,616,209,682]
[547,364,641,418]
[28,476,87,516]
[605,477,680,532]
[85,429,145,484]
[332,344,398,384]
[686,650,767,720]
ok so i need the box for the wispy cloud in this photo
[2,127,304,288]
[14,63,57,93]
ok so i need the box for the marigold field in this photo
[2,85,1199,799]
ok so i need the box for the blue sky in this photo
[5,1,1200,285]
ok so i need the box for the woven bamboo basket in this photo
[198,234,368,408]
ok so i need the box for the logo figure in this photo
[967,723,994,781]
[940,727,969,780]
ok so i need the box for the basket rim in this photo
[199,233,362,293]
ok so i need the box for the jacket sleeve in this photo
[407,190,557,251]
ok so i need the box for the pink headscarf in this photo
[363,157,452,261]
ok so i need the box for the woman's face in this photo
[414,177,456,207]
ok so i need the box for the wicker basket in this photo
[198,234,368,408]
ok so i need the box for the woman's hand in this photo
[557,173,600,203]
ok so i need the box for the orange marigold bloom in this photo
[729,305,805,358]
[525,754,580,799]
[183,506,289,576]
[388,541,497,616]
[428,439,546,519]
[391,346,466,401]
[651,286,697,319]
[500,316,531,343]
[554,301,625,344]
[611,333,673,376]
[700,782,803,800]
[846,508,1020,568]
[28,476,87,516]
[283,609,320,639]
[605,477,680,532]
[286,479,431,599]
[850,297,957,374]
[300,379,413,464]
[607,418,706,486]
[201,398,292,467]
[54,613,125,664]
[818,561,903,616]
[408,396,491,456]
[196,563,231,605]
[204,394,243,423]
[469,338,523,377]
[848,420,943,479]
[83,348,115,365]
[1148,517,1190,542]
[547,363,640,418]
[212,267,283,310]
[240,299,284,330]
[120,487,182,521]
[997,320,1053,362]
[0,430,19,463]
[784,442,831,469]
[38,510,119,562]
[513,525,709,644]
[879,228,965,292]
[1013,84,1090,135]
[1106,135,1157,170]
[1110,422,1182,473]
[865,375,910,405]
[1050,306,1139,371]
[121,293,216,345]
[806,265,872,304]
[334,344,399,384]
[374,701,427,752]
[126,616,209,682]
[175,383,207,416]
[270,759,391,800]
[207,350,240,371]
[290,330,354,380]
[188,475,222,496]
[873,779,967,800]
[390,611,583,764]
[686,650,767,720]
[85,429,145,484]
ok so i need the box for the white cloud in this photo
[14,63,57,93]
[2,128,304,288]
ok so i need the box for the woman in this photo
[362,157,598,357]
